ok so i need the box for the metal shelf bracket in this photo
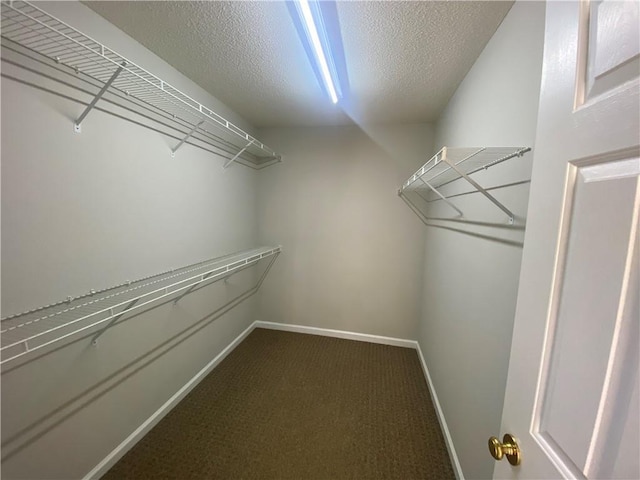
[224,139,255,169]
[398,191,433,226]
[444,159,515,224]
[171,120,205,157]
[74,61,126,133]
[419,177,464,217]
[172,269,217,304]
[91,297,139,345]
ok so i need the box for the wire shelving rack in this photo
[0,246,282,366]
[398,147,531,224]
[0,0,281,169]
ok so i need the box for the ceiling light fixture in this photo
[294,0,339,104]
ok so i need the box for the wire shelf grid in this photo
[401,147,531,192]
[0,0,280,166]
[1,246,281,365]
[399,147,531,223]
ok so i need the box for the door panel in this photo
[495,0,639,478]
[608,375,639,479]
[534,157,639,477]
[584,1,640,101]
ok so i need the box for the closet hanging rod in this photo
[0,0,281,168]
[0,246,282,366]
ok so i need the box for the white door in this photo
[494,1,639,479]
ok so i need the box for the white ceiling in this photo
[85,1,513,128]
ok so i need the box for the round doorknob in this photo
[488,433,521,466]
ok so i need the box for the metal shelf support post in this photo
[74,61,125,133]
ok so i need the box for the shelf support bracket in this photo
[444,159,515,224]
[173,270,217,304]
[171,120,205,157]
[74,62,126,133]
[255,252,279,290]
[398,191,432,226]
[221,258,258,283]
[174,252,277,304]
[418,178,464,217]
[224,140,254,169]
[91,297,139,345]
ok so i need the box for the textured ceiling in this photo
[84,1,512,128]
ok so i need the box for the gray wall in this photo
[256,125,433,340]
[2,1,545,479]
[1,2,264,478]
[417,2,545,479]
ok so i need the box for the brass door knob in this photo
[488,433,521,466]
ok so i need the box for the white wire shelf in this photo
[0,246,282,366]
[398,147,531,224]
[0,0,281,169]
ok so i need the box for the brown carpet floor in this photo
[103,328,454,479]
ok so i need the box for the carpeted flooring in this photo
[103,328,455,479]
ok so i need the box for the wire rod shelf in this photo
[398,147,531,224]
[0,0,281,169]
[1,246,282,365]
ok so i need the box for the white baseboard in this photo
[415,342,464,480]
[83,321,257,480]
[254,320,416,348]
[85,320,462,480]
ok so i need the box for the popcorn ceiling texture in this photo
[86,1,512,128]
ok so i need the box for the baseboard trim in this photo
[85,321,462,480]
[254,321,416,348]
[83,321,257,480]
[415,342,465,480]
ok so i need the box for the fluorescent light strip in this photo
[298,0,339,104]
